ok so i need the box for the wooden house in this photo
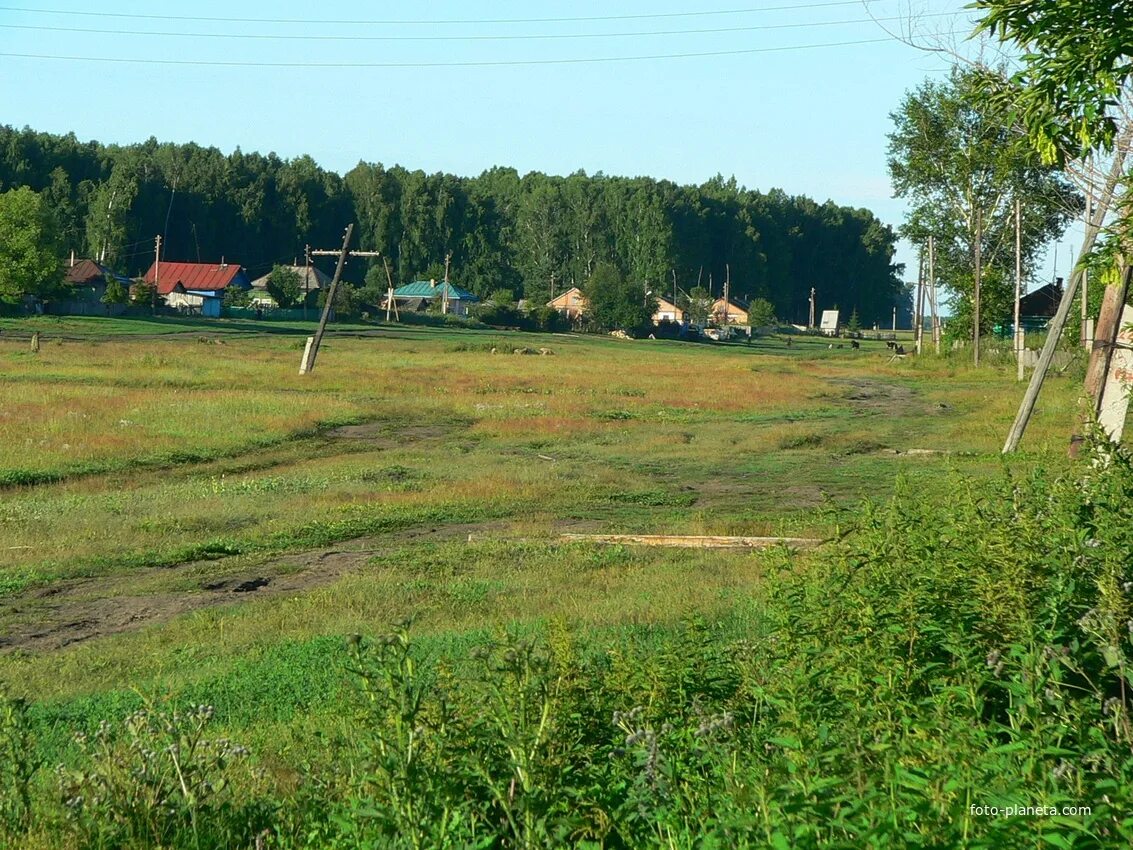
[711,297,749,325]
[143,260,251,317]
[248,264,330,308]
[547,287,588,320]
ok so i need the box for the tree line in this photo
[0,125,906,324]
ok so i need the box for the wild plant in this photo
[0,689,39,838]
[55,696,263,849]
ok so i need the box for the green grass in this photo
[0,316,1104,848]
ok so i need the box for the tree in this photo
[887,66,1079,336]
[0,187,63,304]
[583,263,657,334]
[265,264,303,309]
[748,297,777,329]
[679,285,713,327]
[846,308,862,335]
[101,278,129,307]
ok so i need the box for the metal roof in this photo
[63,259,131,287]
[249,264,331,291]
[392,280,479,301]
[143,261,249,294]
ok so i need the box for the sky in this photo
[0,0,1084,288]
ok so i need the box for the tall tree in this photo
[888,66,1079,334]
[0,186,63,304]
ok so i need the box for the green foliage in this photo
[55,697,269,849]
[583,263,656,334]
[222,285,250,307]
[846,307,861,334]
[974,0,1132,162]
[0,691,38,839]
[888,66,1080,335]
[100,279,129,307]
[0,186,63,304]
[679,285,713,326]
[265,265,303,309]
[748,297,777,329]
[317,282,358,315]
[130,280,156,307]
[0,124,905,326]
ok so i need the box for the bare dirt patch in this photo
[0,521,498,653]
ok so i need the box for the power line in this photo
[0,36,936,68]
[0,12,962,43]
[0,1,892,26]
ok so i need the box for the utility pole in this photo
[915,247,925,354]
[153,234,161,316]
[1014,199,1024,381]
[973,209,982,367]
[808,287,816,329]
[671,269,678,309]
[723,263,730,325]
[928,234,940,354]
[383,256,400,323]
[299,226,382,374]
[1082,190,1093,350]
[442,251,452,314]
[304,243,311,321]
[549,272,555,303]
[892,305,896,333]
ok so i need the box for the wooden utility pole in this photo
[973,209,982,367]
[723,263,731,325]
[1082,192,1092,350]
[442,251,452,314]
[1014,199,1024,381]
[549,272,555,303]
[299,225,378,374]
[892,305,896,333]
[304,243,311,321]
[928,234,940,354]
[915,247,925,354]
[383,256,399,322]
[808,287,816,329]
[153,235,161,316]
[1070,262,1133,456]
[671,269,678,309]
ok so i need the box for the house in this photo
[248,265,330,308]
[819,309,840,336]
[1016,280,1063,331]
[143,260,251,317]
[652,295,686,325]
[386,279,480,316]
[53,258,133,316]
[711,297,749,326]
[547,287,588,320]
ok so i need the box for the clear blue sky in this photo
[2,0,1078,287]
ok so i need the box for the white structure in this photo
[819,309,840,336]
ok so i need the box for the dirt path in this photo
[0,521,504,653]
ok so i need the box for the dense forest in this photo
[0,125,906,324]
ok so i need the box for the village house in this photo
[652,295,686,324]
[143,260,251,318]
[711,297,749,326]
[547,287,587,320]
[385,279,480,316]
[248,264,329,308]
[55,258,133,316]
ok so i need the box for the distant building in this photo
[1017,280,1063,331]
[248,265,330,308]
[54,258,133,316]
[711,297,750,326]
[652,296,686,324]
[547,287,588,320]
[819,309,840,336]
[387,279,480,316]
[143,260,251,316]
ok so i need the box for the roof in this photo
[63,259,130,287]
[712,297,750,312]
[249,264,331,291]
[548,287,586,308]
[1019,281,1063,318]
[392,280,479,301]
[144,261,249,295]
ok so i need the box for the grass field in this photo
[3,316,1118,849]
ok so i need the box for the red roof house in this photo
[143,261,251,295]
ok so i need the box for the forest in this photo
[0,125,906,325]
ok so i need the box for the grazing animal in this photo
[851,340,860,350]
[886,340,897,350]
[895,344,906,355]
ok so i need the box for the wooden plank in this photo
[559,533,821,549]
